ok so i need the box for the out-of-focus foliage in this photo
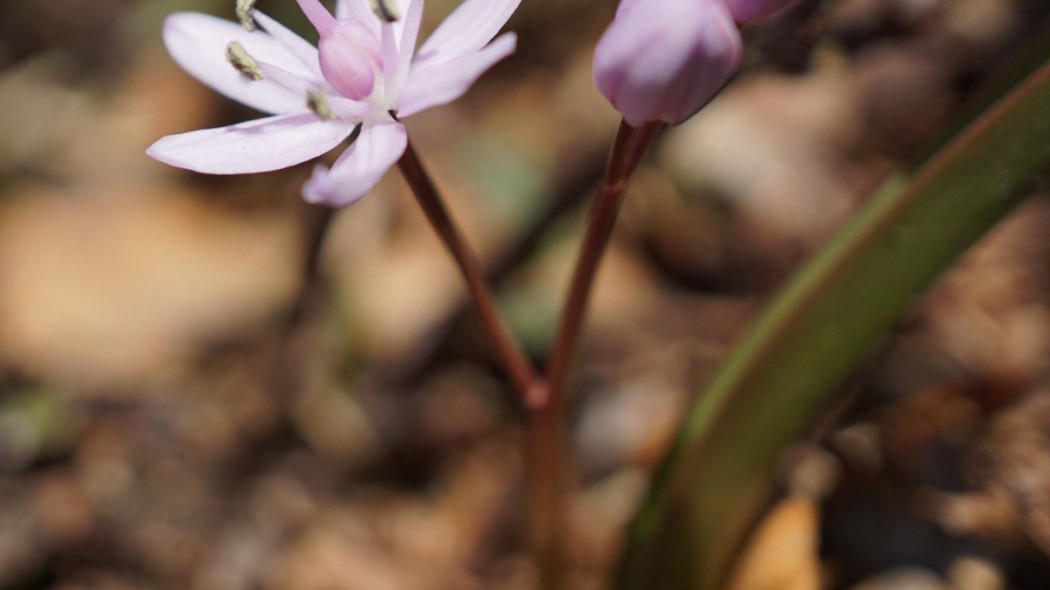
[619,50,1050,590]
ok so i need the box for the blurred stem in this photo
[396,140,542,404]
[543,120,660,408]
[389,138,613,390]
[527,119,661,590]
[270,201,337,408]
[286,202,337,327]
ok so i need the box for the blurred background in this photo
[1,0,1050,589]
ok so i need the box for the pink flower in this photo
[147,0,520,206]
[592,0,742,126]
[723,0,803,23]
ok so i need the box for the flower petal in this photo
[294,0,337,36]
[381,22,400,98]
[389,0,417,45]
[254,11,323,82]
[328,95,371,119]
[147,114,355,174]
[336,0,415,45]
[415,0,521,67]
[398,33,515,117]
[162,12,316,115]
[337,0,381,37]
[397,0,424,81]
[258,61,316,97]
[303,121,407,206]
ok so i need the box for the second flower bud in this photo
[592,0,743,126]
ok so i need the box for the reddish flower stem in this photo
[542,120,660,404]
[397,140,542,404]
[286,202,337,327]
[397,120,658,590]
[527,119,661,590]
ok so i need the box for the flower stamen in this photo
[235,0,257,31]
[225,41,264,80]
[307,90,335,120]
[369,0,401,23]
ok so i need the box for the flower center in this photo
[318,19,383,101]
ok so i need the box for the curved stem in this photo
[272,201,336,403]
[396,121,659,590]
[526,119,661,590]
[543,120,660,406]
[396,139,542,404]
[286,202,337,328]
[388,138,613,391]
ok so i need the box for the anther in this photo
[226,41,264,80]
[235,0,258,31]
[369,0,401,22]
[307,90,335,120]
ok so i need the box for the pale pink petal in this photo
[415,0,520,66]
[388,0,416,45]
[336,0,415,46]
[303,121,407,206]
[336,0,374,26]
[147,114,355,174]
[381,22,400,98]
[258,61,316,97]
[397,0,424,81]
[340,0,369,21]
[327,95,371,119]
[163,12,314,114]
[294,0,336,36]
[320,20,383,99]
[398,33,515,117]
[253,11,323,82]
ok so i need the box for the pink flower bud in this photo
[319,19,383,101]
[593,0,742,126]
[722,0,803,23]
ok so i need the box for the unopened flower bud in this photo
[318,19,383,101]
[722,0,803,23]
[593,0,742,126]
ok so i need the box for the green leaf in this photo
[616,56,1050,590]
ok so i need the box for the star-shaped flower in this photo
[147,0,520,206]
